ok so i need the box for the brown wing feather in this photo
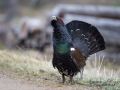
[70,47,86,70]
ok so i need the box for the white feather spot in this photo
[76,29,80,31]
[70,47,75,51]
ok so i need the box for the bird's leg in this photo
[62,74,65,83]
[80,67,84,79]
[69,75,73,84]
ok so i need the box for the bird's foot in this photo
[77,82,85,85]
[59,81,65,85]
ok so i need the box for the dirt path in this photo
[0,73,88,90]
[0,74,49,90]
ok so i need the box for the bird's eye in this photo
[58,18,63,23]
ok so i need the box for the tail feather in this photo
[90,46,105,55]
[66,20,105,58]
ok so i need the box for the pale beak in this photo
[52,16,56,20]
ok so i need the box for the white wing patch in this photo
[70,47,75,51]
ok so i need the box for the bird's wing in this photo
[70,47,86,70]
[66,20,105,58]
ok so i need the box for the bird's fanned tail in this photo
[66,20,105,58]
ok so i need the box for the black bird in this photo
[51,16,105,84]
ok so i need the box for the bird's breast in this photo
[53,42,71,54]
[53,53,79,76]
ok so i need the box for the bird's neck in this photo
[52,27,72,43]
[52,27,72,54]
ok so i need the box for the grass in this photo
[0,49,120,90]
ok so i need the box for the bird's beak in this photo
[52,16,57,20]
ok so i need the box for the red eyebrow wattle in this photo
[58,18,63,22]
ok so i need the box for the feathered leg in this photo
[80,67,84,79]
[62,74,65,83]
[69,75,73,84]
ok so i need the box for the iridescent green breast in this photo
[54,42,71,54]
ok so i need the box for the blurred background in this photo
[0,0,120,64]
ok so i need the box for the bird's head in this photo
[51,16,65,28]
[51,16,72,43]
